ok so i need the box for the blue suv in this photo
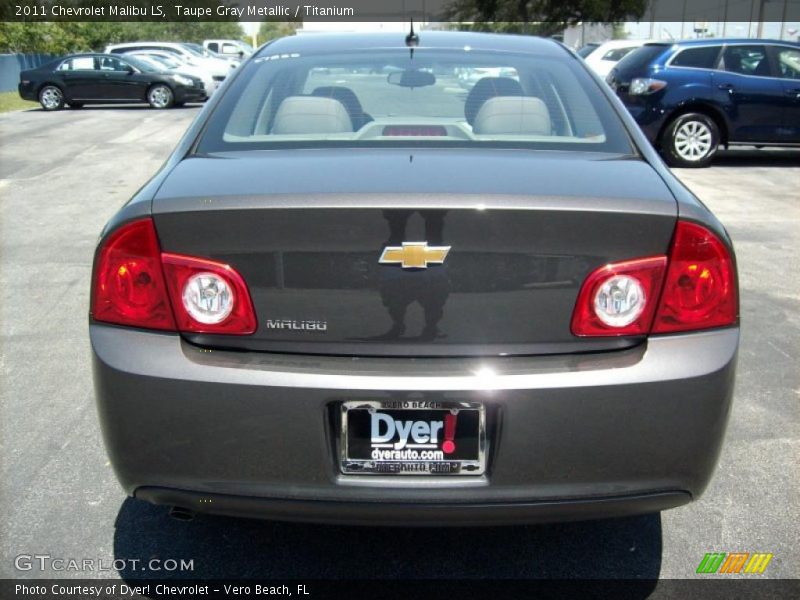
[607,39,800,167]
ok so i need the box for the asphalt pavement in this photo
[0,106,797,583]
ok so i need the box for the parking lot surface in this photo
[0,106,798,581]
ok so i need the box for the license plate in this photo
[340,400,486,475]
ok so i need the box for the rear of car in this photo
[609,39,800,167]
[582,40,648,78]
[91,33,738,525]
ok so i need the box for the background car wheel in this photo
[661,112,719,168]
[38,85,64,111]
[147,85,174,109]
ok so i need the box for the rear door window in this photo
[670,46,722,69]
[722,45,772,77]
[58,57,97,71]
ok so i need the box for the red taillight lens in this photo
[652,221,737,333]
[91,219,176,331]
[571,220,737,337]
[571,256,667,336]
[92,218,257,335]
[161,253,257,334]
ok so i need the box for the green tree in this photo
[446,0,647,37]
[257,20,301,45]
[0,21,244,53]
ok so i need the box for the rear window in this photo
[613,44,669,76]
[670,46,721,69]
[601,46,639,61]
[196,47,633,154]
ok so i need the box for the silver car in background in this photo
[123,51,218,97]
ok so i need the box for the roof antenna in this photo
[406,17,419,59]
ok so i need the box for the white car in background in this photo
[124,51,218,97]
[581,40,650,78]
[183,42,242,68]
[203,39,254,59]
[104,42,234,84]
[455,66,518,89]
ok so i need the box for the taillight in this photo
[91,218,256,335]
[571,220,737,337]
[162,253,256,334]
[571,256,667,336]
[91,219,175,331]
[652,221,737,333]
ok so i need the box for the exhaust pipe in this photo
[168,506,195,522]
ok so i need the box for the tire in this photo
[39,85,64,111]
[661,112,720,168]
[67,102,83,109]
[147,84,174,109]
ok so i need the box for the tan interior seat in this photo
[271,96,353,135]
[472,96,552,136]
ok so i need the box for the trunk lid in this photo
[153,149,677,356]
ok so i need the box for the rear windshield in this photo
[196,47,633,154]
[613,44,670,77]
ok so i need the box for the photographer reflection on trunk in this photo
[369,209,451,342]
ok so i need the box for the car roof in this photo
[594,39,650,49]
[647,38,800,48]
[62,53,134,59]
[108,42,186,48]
[257,31,567,57]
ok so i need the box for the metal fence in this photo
[0,54,61,93]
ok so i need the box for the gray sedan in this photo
[90,32,738,525]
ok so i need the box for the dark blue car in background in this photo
[608,39,800,167]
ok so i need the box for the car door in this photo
[712,44,785,143]
[58,56,101,100]
[97,56,146,100]
[772,45,800,142]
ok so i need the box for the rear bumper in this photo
[137,487,691,526]
[91,324,738,524]
[18,82,37,101]
[617,95,667,143]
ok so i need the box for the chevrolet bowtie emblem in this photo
[379,242,451,269]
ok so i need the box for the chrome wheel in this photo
[39,86,63,110]
[148,85,173,109]
[674,120,713,161]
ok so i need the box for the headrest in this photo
[472,96,552,136]
[271,96,353,134]
[464,77,523,125]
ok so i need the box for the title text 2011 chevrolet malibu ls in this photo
[91,33,738,525]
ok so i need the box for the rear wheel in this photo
[39,85,64,111]
[661,112,719,168]
[147,84,174,109]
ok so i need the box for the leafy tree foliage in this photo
[257,20,301,45]
[0,20,244,54]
